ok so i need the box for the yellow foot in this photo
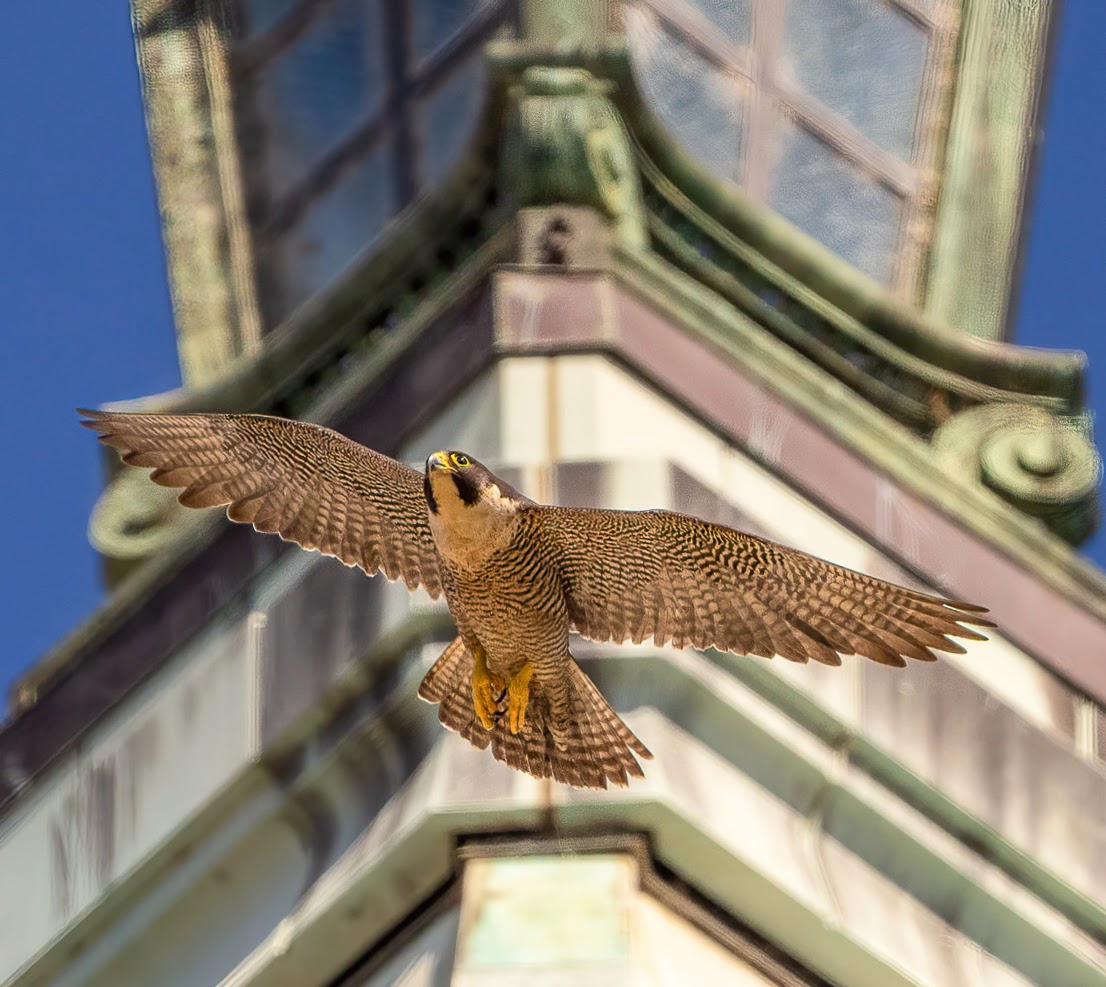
[471,643,505,731]
[507,663,534,735]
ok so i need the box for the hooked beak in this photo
[427,451,454,473]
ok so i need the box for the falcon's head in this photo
[424,451,528,517]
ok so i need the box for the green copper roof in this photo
[106,12,1097,556]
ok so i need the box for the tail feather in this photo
[417,636,651,789]
[416,636,470,703]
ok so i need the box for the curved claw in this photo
[471,642,505,730]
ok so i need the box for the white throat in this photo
[427,477,519,568]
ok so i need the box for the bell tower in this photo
[4,3,1106,986]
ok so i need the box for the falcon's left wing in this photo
[80,410,445,597]
[537,506,993,667]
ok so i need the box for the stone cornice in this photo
[6,616,1103,986]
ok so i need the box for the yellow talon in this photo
[471,642,504,731]
[507,663,534,735]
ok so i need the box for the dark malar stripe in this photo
[452,472,482,506]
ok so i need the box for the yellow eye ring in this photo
[451,453,470,468]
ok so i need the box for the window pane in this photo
[626,7,747,185]
[682,0,752,48]
[283,148,396,313]
[257,0,384,194]
[414,0,484,60]
[244,0,300,35]
[417,57,488,188]
[780,0,928,159]
[769,121,901,282]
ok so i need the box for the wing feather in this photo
[537,506,993,666]
[79,409,444,597]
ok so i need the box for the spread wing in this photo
[538,507,993,666]
[80,410,444,598]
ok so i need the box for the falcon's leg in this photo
[506,662,534,735]
[471,640,505,730]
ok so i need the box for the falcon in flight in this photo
[80,410,993,789]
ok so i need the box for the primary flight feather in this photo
[80,409,993,789]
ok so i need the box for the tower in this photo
[3,2,1106,985]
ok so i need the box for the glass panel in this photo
[283,147,396,312]
[258,0,384,194]
[244,0,300,35]
[625,7,747,185]
[414,0,483,60]
[417,56,487,188]
[780,0,928,159]
[682,0,752,48]
[769,121,901,282]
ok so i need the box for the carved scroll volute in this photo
[933,404,1101,544]
[89,470,200,585]
[503,66,645,250]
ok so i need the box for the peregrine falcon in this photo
[80,410,993,789]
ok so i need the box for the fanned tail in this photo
[417,637,651,789]
[416,636,471,704]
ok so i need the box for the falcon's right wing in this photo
[538,506,993,667]
[80,410,445,597]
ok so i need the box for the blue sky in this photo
[0,3,1103,705]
